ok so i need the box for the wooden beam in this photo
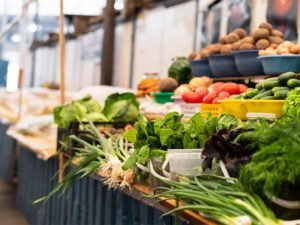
[59,0,65,182]
[101,0,116,85]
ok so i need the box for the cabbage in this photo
[102,93,139,122]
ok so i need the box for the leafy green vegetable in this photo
[102,93,139,122]
[283,89,300,117]
[239,116,300,201]
[122,112,243,170]
[54,95,107,128]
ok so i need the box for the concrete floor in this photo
[0,179,28,225]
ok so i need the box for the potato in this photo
[255,39,270,49]
[270,43,278,49]
[226,33,240,44]
[240,36,254,44]
[264,49,277,56]
[269,36,284,45]
[233,28,247,39]
[252,28,270,40]
[208,44,221,54]
[277,47,290,55]
[200,49,210,59]
[271,29,284,38]
[259,22,273,32]
[239,43,255,50]
[219,36,227,44]
[188,52,197,60]
[282,41,294,49]
[220,44,232,54]
[290,45,300,54]
[231,42,242,51]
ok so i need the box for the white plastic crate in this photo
[172,96,200,118]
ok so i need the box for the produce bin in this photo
[189,59,213,77]
[208,54,242,77]
[221,100,247,120]
[201,104,224,118]
[259,55,300,75]
[245,100,285,117]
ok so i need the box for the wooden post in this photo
[59,0,65,181]
[101,0,115,85]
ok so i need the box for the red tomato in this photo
[238,84,248,93]
[212,97,222,104]
[218,91,230,99]
[195,87,209,96]
[182,90,205,103]
[209,82,224,94]
[202,91,217,104]
[220,83,240,95]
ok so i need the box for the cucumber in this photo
[229,94,242,99]
[272,86,290,93]
[264,77,278,82]
[256,83,263,90]
[274,90,290,99]
[261,96,276,100]
[287,79,300,88]
[252,90,273,99]
[245,89,259,98]
[262,80,280,90]
[278,72,296,84]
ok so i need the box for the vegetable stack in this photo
[236,72,300,100]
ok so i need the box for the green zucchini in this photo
[278,72,296,84]
[274,90,290,99]
[262,80,280,90]
[287,79,300,88]
[252,90,273,99]
[261,96,276,100]
[272,86,290,93]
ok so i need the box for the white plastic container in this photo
[162,149,203,179]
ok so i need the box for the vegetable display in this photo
[181,81,248,104]
[122,112,242,170]
[54,93,139,128]
[234,72,300,100]
[149,175,280,225]
[35,122,133,203]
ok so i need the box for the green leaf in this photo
[122,129,137,142]
[159,128,174,146]
[136,145,150,165]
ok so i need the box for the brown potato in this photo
[200,49,210,59]
[220,44,232,54]
[225,33,240,44]
[264,49,277,56]
[259,22,273,32]
[255,39,270,50]
[240,36,254,44]
[269,36,284,45]
[277,47,290,55]
[208,44,221,54]
[239,43,255,50]
[282,41,294,49]
[231,42,242,51]
[219,36,227,44]
[271,29,284,38]
[233,28,247,39]
[252,28,270,40]
[270,43,278,49]
[290,45,300,54]
[188,52,197,60]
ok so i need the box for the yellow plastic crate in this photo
[201,104,224,118]
[221,99,247,120]
[245,100,285,118]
